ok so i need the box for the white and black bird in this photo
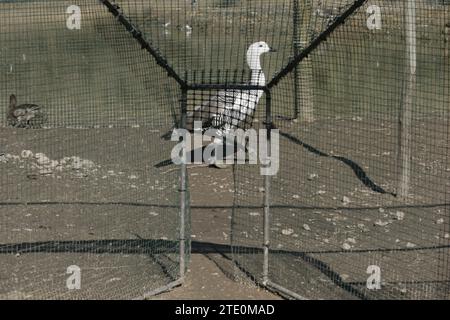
[157,41,276,168]
[185,41,275,134]
[7,94,44,128]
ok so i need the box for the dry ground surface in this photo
[231,117,450,299]
[0,117,449,299]
[0,126,278,299]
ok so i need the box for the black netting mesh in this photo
[233,0,450,299]
[0,0,449,300]
[0,0,185,299]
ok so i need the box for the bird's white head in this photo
[246,41,276,71]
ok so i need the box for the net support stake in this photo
[398,0,416,199]
[265,280,307,300]
[141,278,184,299]
[292,0,300,120]
[179,89,188,279]
[262,90,272,285]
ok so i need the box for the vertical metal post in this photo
[398,0,416,199]
[444,21,450,302]
[292,0,300,119]
[262,90,272,285]
[179,88,188,279]
[292,0,314,122]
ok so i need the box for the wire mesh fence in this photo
[0,0,186,299]
[232,0,450,299]
[0,0,448,300]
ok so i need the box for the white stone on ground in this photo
[342,196,350,205]
[406,242,416,248]
[342,243,352,250]
[392,211,405,221]
[35,153,50,165]
[282,228,294,236]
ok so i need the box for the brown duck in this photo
[8,94,43,128]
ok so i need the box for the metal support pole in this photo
[265,280,307,300]
[141,278,184,299]
[292,0,300,119]
[262,91,272,285]
[398,0,416,199]
[179,88,188,279]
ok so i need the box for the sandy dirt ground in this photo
[0,117,448,299]
[0,127,279,300]
[153,165,280,299]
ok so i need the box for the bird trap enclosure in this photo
[0,0,449,300]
